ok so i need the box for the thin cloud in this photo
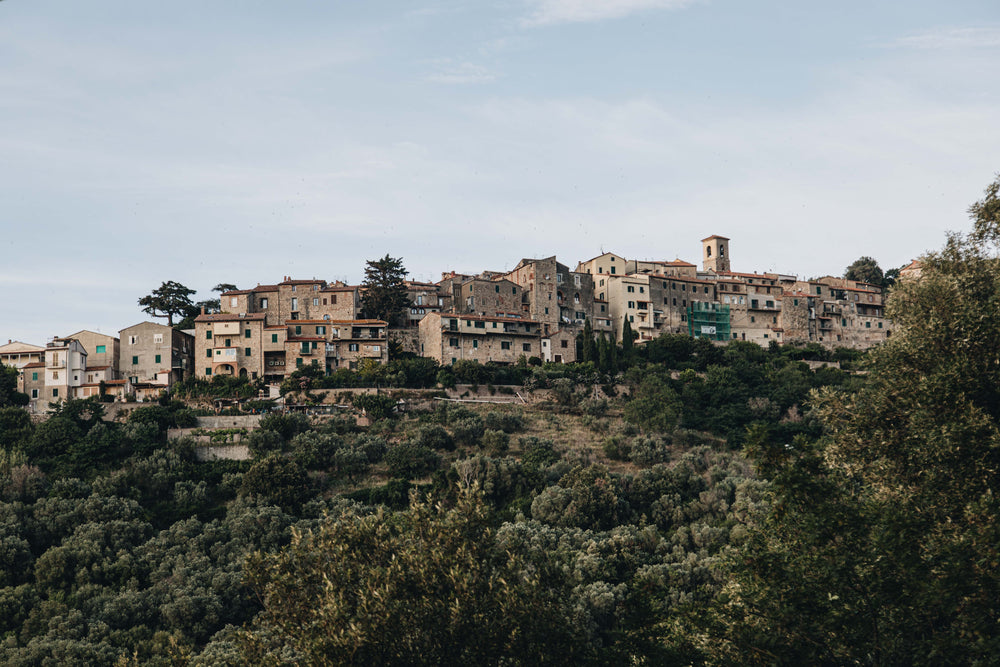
[522,0,698,27]
[891,26,1000,50]
[425,61,497,84]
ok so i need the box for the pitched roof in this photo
[194,313,267,323]
[0,341,45,354]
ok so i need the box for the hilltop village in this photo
[3,236,906,414]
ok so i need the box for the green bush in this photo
[384,443,441,479]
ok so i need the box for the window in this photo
[495,285,500,293]
[206,349,212,358]
[206,330,212,339]
[449,338,459,347]
[639,287,644,294]
[154,333,164,344]
[260,297,268,308]
[331,294,337,304]
[610,266,616,274]
[245,347,251,356]
[296,358,303,368]
[878,322,883,328]
[544,307,549,315]
[349,343,359,352]
[225,339,231,347]
[627,285,635,293]
[52,389,58,397]
[316,326,326,335]
[474,321,486,329]
[313,298,319,306]
[561,339,568,348]
[522,343,531,352]
[512,287,517,295]
[793,299,799,306]
[750,316,755,323]
[291,297,298,310]
[295,325,302,335]
[865,321,871,328]
[842,318,847,327]
[230,297,238,307]
[31,372,37,381]
[31,389,37,399]
[473,340,479,349]
[132,356,139,365]
[129,336,138,344]
[155,354,161,363]
[205,368,212,376]
[501,341,511,350]
[95,345,106,354]
[245,329,251,338]
[271,333,278,343]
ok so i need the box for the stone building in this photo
[541,328,578,363]
[453,277,523,318]
[504,257,596,336]
[65,330,120,377]
[575,251,627,277]
[404,280,444,327]
[194,312,268,380]
[24,338,87,413]
[283,319,388,372]
[701,235,731,273]
[118,322,194,387]
[418,312,541,365]
[0,340,45,392]
[626,258,698,278]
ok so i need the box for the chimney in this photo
[201,306,205,314]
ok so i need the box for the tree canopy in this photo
[843,255,885,286]
[138,281,196,327]
[360,255,409,325]
[720,174,1000,665]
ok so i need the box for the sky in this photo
[2,0,999,344]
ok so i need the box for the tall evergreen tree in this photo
[360,255,410,326]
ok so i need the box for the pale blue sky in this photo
[2,1,999,343]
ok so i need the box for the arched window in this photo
[707,247,712,257]
[720,245,725,257]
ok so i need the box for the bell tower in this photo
[701,235,730,273]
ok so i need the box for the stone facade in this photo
[419,312,541,365]
[194,312,268,380]
[119,322,194,386]
[701,235,731,273]
[542,328,578,363]
[454,278,523,318]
